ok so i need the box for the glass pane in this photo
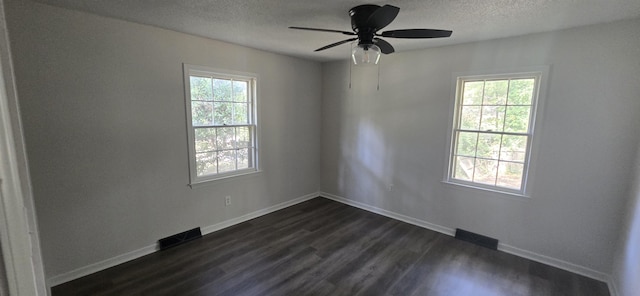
[460,106,481,130]
[504,106,531,133]
[214,102,233,125]
[191,102,213,126]
[235,127,251,148]
[190,76,212,101]
[216,127,235,150]
[453,156,474,181]
[194,128,216,153]
[456,132,478,157]
[233,103,249,124]
[196,152,217,176]
[462,81,484,105]
[233,81,248,103]
[483,80,508,105]
[237,148,251,170]
[476,133,501,159]
[497,162,524,189]
[480,106,506,132]
[218,150,236,173]
[500,135,528,162]
[473,159,498,185]
[213,79,232,101]
[508,79,534,105]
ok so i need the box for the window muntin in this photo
[184,65,258,184]
[447,73,541,195]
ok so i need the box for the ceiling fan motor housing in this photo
[349,4,380,46]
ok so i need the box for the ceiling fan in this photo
[289,4,452,63]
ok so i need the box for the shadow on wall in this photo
[336,65,394,207]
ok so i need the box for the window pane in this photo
[508,79,534,105]
[233,103,249,124]
[456,132,478,157]
[483,80,508,105]
[473,159,498,185]
[190,76,213,101]
[191,102,213,126]
[196,152,217,176]
[237,148,251,170]
[235,127,251,148]
[233,81,248,103]
[497,162,524,189]
[216,127,235,150]
[213,79,232,101]
[480,106,506,132]
[194,128,216,153]
[218,150,236,173]
[504,106,531,133]
[460,106,481,130]
[476,133,501,159]
[214,102,233,125]
[462,81,484,105]
[453,156,474,181]
[500,135,527,162]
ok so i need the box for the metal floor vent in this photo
[455,228,498,250]
[158,227,202,250]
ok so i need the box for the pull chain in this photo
[377,61,380,91]
[349,44,353,89]
[349,57,353,89]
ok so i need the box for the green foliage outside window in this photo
[453,78,535,190]
[189,75,254,177]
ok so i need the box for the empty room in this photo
[1,0,639,295]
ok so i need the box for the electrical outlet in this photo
[225,196,231,206]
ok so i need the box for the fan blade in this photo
[374,38,395,54]
[315,38,358,52]
[366,5,400,31]
[289,26,356,36]
[381,29,452,39]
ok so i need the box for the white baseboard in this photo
[319,192,611,285]
[46,243,158,289]
[200,192,319,235]
[320,192,455,236]
[46,191,320,290]
[497,243,609,283]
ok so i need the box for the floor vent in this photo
[455,228,498,250]
[158,227,202,250]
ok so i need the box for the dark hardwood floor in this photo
[52,197,610,296]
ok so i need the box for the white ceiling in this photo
[33,0,640,62]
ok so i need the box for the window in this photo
[184,64,258,184]
[446,71,543,195]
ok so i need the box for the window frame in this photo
[444,68,548,197]
[183,64,260,186]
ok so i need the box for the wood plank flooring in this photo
[52,197,610,296]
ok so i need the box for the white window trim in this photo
[443,66,550,197]
[183,64,260,186]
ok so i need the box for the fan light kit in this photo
[290,4,453,65]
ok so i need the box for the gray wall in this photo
[5,0,321,280]
[612,136,640,296]
[321,18,640,274]
[6,0,640,287]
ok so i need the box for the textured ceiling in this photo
[33,0,640,61]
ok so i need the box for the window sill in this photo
[441,180,530,199]
[189,169,262,188]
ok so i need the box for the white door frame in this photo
[0,0,47,294]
